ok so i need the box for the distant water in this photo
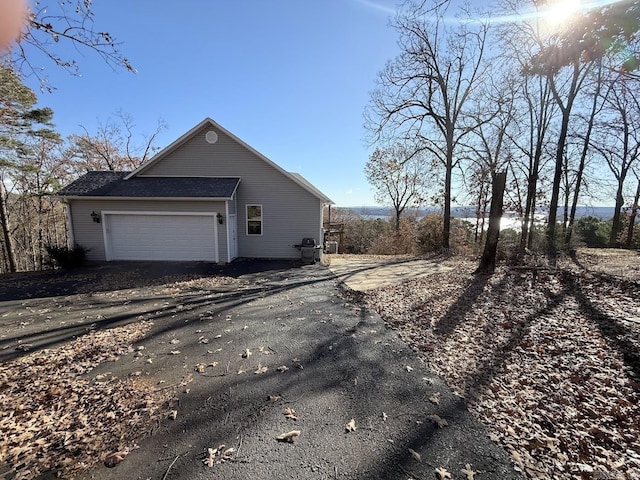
[341,206,632,228]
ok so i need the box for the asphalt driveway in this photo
[0,260,521,480]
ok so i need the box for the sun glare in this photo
[544,0,583,27]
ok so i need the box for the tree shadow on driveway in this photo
[76,266,519,480]
[0,259,302,302]
[0,260,520,480]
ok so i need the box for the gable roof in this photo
[57,171,240,199]
[127,117,333,204]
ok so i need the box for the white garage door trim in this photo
[102,211,219,262]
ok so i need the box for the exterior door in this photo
[228,214,237,260]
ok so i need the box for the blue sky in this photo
[21,0,404,207]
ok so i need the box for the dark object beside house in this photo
[296,238,321,264]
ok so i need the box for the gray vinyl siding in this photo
[68,199,228,262]
[140,124,324,259]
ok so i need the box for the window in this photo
[246,204,262,235]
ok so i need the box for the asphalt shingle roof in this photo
[57,172,240,198]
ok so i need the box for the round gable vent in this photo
[205,130,218,144]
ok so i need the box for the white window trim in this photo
[246,204,263,236]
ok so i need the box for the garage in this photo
[104,212,218,261]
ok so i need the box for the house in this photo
[57,118,333,263]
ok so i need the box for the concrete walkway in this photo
[327,255,452,291]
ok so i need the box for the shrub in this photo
[368,217,420,255]
[45,245,87,270]
[416,215,475,255]
[416,215,443,253]
[575,216,611,248]
[343,218,392,254]
[496,227,520,261]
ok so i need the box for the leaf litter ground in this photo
[363,250,640,480]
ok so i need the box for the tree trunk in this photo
[476,171,507,275]
[394,208,401,234]
[610,177,627,247]
[546,109,570,263]
[474,187,483,244]
[626,177,640,248]
[442,148,453,251]
[519,140,543,257]
[0,180,17,273]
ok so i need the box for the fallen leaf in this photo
[510,450,524,471]
[276,430,301,443]
[408,448,421,462]
[104,448,131,468]
[435,467,451,479]
[460,463,476,480]
[427,414,448,428]
[203,445,235,467]
[284,407,298,420]
[345,418,357,432]
[204,447,216,467]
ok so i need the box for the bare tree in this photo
[525,0,640,261]
[8,0,135,89]
[495,0,558,256]
[365,0,490,250]
[527,50,594,261]
[364,144,430,233]
[590,75,640,247]
[459,69,519,258]
[564,58,608,245]
[69,112,166,173]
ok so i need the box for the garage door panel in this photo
[106,213,217,261]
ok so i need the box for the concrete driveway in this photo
[327,255,453,291]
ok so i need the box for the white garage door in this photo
[105,212,218,261]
